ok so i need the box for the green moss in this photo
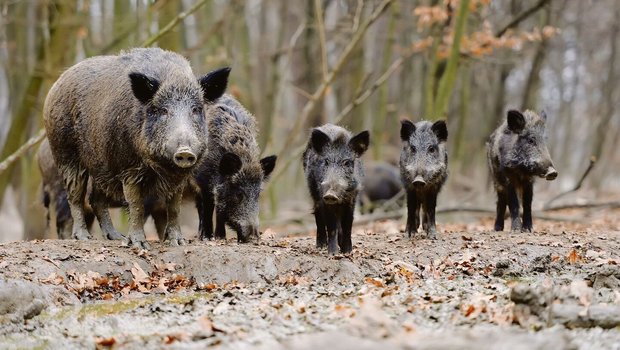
[41,291,211,321]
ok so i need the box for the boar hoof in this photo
[72,228,92,240]
[427,230,438,240]
[128,234,150,250]
[106,230,126,241]
[167,238,186,246]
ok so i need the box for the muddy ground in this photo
[0,210,619,349]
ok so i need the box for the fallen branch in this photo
[544,156,597,209]
[0,128,46,175]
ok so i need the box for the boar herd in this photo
[37,48,557,255]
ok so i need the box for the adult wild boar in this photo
[195,95,276,243]
[487,109,558,232]
[303,124,369,255]
[400,120,448,239]
[44,48,230,248]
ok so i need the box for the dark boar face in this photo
[502,110,557,180]
[129,67,230,169]
[310,129,369,205]
[215,153,277,242]
[400,120,448,189]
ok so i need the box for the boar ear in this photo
[260,155,277,179]
[129,73,160,104]
[431,120,448,142]
[349,130,370,156]
[219,152,242,177]
[507,110,526,133]
[199,67,231,103]
[311,129,330,154]
[400,120,415,141]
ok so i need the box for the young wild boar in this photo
[303,124,369,255]
[44,48,230,248]
[487,110,558,232]
[36,138,94,239]
[399,120,448,239]
[194,95,277,243]
[359,161,403,213]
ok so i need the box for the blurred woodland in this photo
[1,0,619,241]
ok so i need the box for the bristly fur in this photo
[302,123,369,255]
[195,94,276,242]
[487,109,557,232]
[44,47,228,247]
[399,119,448,239]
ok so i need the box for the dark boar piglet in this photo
[360,161,403,213]
[303,124,369,255]
[487,109,557,232]
[37,138,94,239]
[44,47,229,248]
[195,95,276,243]
[400,120,448,239]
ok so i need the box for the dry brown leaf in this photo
[567,249,583,264]
[364,277,385,288]
[95,337,116,347]
[41,272,64,285]
[131,262,150,283]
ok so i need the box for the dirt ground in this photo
[0,209,619,349]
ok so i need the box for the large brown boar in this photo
[44,48,229,249]
[487,110,558,232]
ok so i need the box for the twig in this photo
[544,156,597,208]
[333,56,405,122]
[141,0,210,47]
[0,129,46,175]
[494,0,551,37]
[543,200,620,212]
[314,0,329,82]
[276,0,392,157]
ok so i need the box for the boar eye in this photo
[192,106,203,115]
[161,107,170,116]
[428,145,437,153]
[342,159,354,168]
[323,159,329,166]
[527,138,536,145]
[410,146,417,153]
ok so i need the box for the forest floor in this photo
[0,208,620,349]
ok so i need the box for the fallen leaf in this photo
[365,277,385,288]
[42,256,60,268]
[95,337,116,347]
[567,249,583,264]
[131,262,150,283]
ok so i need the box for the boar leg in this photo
[122,182,149,249]
[340,204,354,254]
[151,208,168,242]
[423,192,438,240]
[90,188,126,241]
[405,190,420,238]
[314,205,327,248]
[325,209,340,255]
[507,185,522,232]
[215,210,227,240]
[198,190,215,241]
[494,188,507,231]
[164,190,185,246]
[521,181,534,232]
[62,165,92,240]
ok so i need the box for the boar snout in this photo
[238,225,260,243]
[173,147,197,168]
[413,174,426,188]
[322,190,340,205]
[544,166,558,181]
